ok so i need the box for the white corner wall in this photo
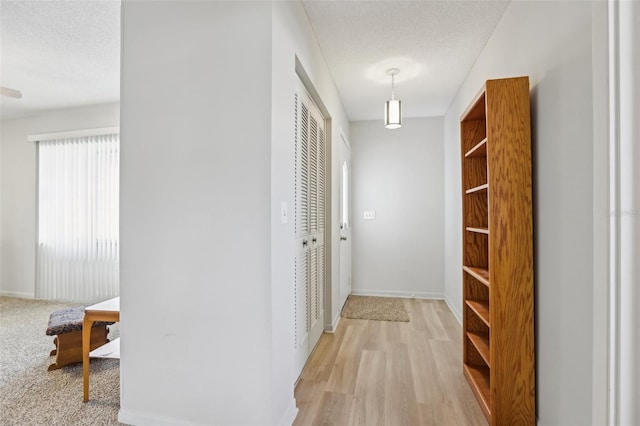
[272,1,352,335]
[270,2,351,423]
[443,1,597,424]
[120,2,350,425]
[0,103,120,298]
[350,117,444,300]
[119,2,274,425]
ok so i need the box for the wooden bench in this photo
[46,306,113,371]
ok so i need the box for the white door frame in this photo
[607,1,639,424]
[593,1,639,424]
[294,58,338,336]
[338,129,352,312]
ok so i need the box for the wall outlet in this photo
[363,211,376,220]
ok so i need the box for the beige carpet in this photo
[341,295,410,322]
[0,296,122,425]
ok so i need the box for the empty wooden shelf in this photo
[460,76,535,425]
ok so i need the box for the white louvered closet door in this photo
[294,79,326,377]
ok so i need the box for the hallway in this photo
[293,299,486,425]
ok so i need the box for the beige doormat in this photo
[342,296,410,322]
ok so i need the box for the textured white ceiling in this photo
[301,0,509,120]
[0,0,121,120]
[0,1,508,122]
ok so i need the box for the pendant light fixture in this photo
[384,68,402,129]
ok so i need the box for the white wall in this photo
[0,103,119,298]
[271,2,350,422]
[443,1,597,424]
[272,3,351,333]
[120,2,350,425]
[120,2,273,425]
[350,117,444,300]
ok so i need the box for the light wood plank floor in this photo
[293,299,487,426]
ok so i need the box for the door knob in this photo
[312,237,317,243]
[340,236,347,241]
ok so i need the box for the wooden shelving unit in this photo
[460,76,535,425]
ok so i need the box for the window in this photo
[341,161,349,229]
[36,132,119,302]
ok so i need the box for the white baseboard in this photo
[444,296,462,325]
[350,289,444,300]
[119,409,205,426]
[120,400,299,426]
[278,398,299,426]
[0,291,35,299]
[324,311,341,333]
[333,312,341,331]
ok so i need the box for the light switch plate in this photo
[364,210,376,220]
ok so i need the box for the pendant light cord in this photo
[391,74,396,101]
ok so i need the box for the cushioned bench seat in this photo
[46,306,114,371]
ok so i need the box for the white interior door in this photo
[294,78,326,378]
[339,134,352,309]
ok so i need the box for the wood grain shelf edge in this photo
[465,300,490,327]
[463,364,491,423]
[465,226,489,235]
[461,86,487,122]
[465,138,488,158]
[467,332,490,367]
[465,183,489,194]
[463,266,490,287]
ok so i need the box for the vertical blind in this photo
[36,133,120,303]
